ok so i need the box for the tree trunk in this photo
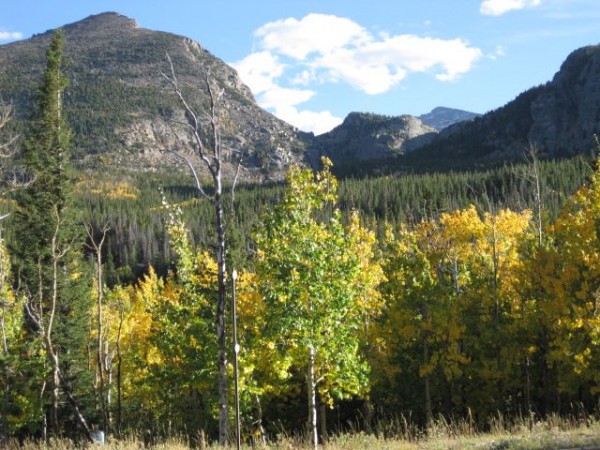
[0,298,10,440]
[215,185,229,445]
[116,303,124,435]
[319,403,327,443]
[51,355,59,434]
[87,224,110,434]
[161,60,246,445]
[307,345,318,450]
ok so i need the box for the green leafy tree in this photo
[254,159,384,449]
[10,30,92,439]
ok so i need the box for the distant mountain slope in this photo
[419,106,480,130]
[412,44,600,167]
[309,112,436,167]
[1,12,599,178]
[0,12,308,180]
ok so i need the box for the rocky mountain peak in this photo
[68,12,139,31]
[419,106,479,131]
[308,112,437,166]
[414,43,600,166]
[0,11,308,181]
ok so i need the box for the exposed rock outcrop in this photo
[309,112,437,166]
[0,12,307,181]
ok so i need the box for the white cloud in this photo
[0,31,23,41]
[258,85,315,110]
[232,51,285,94]
[233,53,342,134]
[255,13,370,60]
[232,13,482,133]
[488,45,507,60]
[480,0,543,16]
[272,106,343,136]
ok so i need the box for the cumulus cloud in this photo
[272,106,343,136]
[255,14,370,60]
[232,13,481,133]
[480,0,542,16]
[231,51,285,94]
[258,85,315,110]
[0,31,23,41]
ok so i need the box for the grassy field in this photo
[7,415,600,450]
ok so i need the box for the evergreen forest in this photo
[2,30,600,448]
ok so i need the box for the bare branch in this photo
[164,145,210,199]
[231,150,244,205]
[24,299,41,332]
[0,103,17,159]
[84,221,110,252]
[161,53,218,181]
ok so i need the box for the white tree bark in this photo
[161,54,245,445]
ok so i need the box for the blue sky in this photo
[1,0,599,134]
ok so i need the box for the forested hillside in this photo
[50,155,590,287]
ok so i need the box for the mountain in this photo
[0,12,308,181]
[308,112,437,167]
[411,45,600,167]
[418,106,480,131]
[2,12,599,179]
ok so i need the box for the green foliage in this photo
[254,160,384,407]
[8,30,93,436]
[65,155,591,289]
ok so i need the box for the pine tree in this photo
[10,30,92,439]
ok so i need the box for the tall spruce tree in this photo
[10,30,92,439]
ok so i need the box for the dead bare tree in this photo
[0,103,17,160]
[85,222,111,435]
[25,209,93,442]
[523,144,544,247]
[0,102,28,221]
[160,53,244,445]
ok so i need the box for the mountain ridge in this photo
[410,44,600,168]
[0,12,307,181]
[418,106,480,131]
[1,12,599,179]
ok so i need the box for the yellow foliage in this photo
[77,178,140,199]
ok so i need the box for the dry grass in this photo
[5,415,600,450]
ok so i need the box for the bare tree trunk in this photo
[215,183,229,444]
[161,55,245,445]
[86,223,110,434]
[25,212,93,442]
[116,305,124,436]
[307,345,318,450]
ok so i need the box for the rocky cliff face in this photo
[309,112,436,166]
[417,44,600,165]
[0,12,307,181]
[529,45,600,156]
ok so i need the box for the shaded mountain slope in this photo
[0,12,308,180]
